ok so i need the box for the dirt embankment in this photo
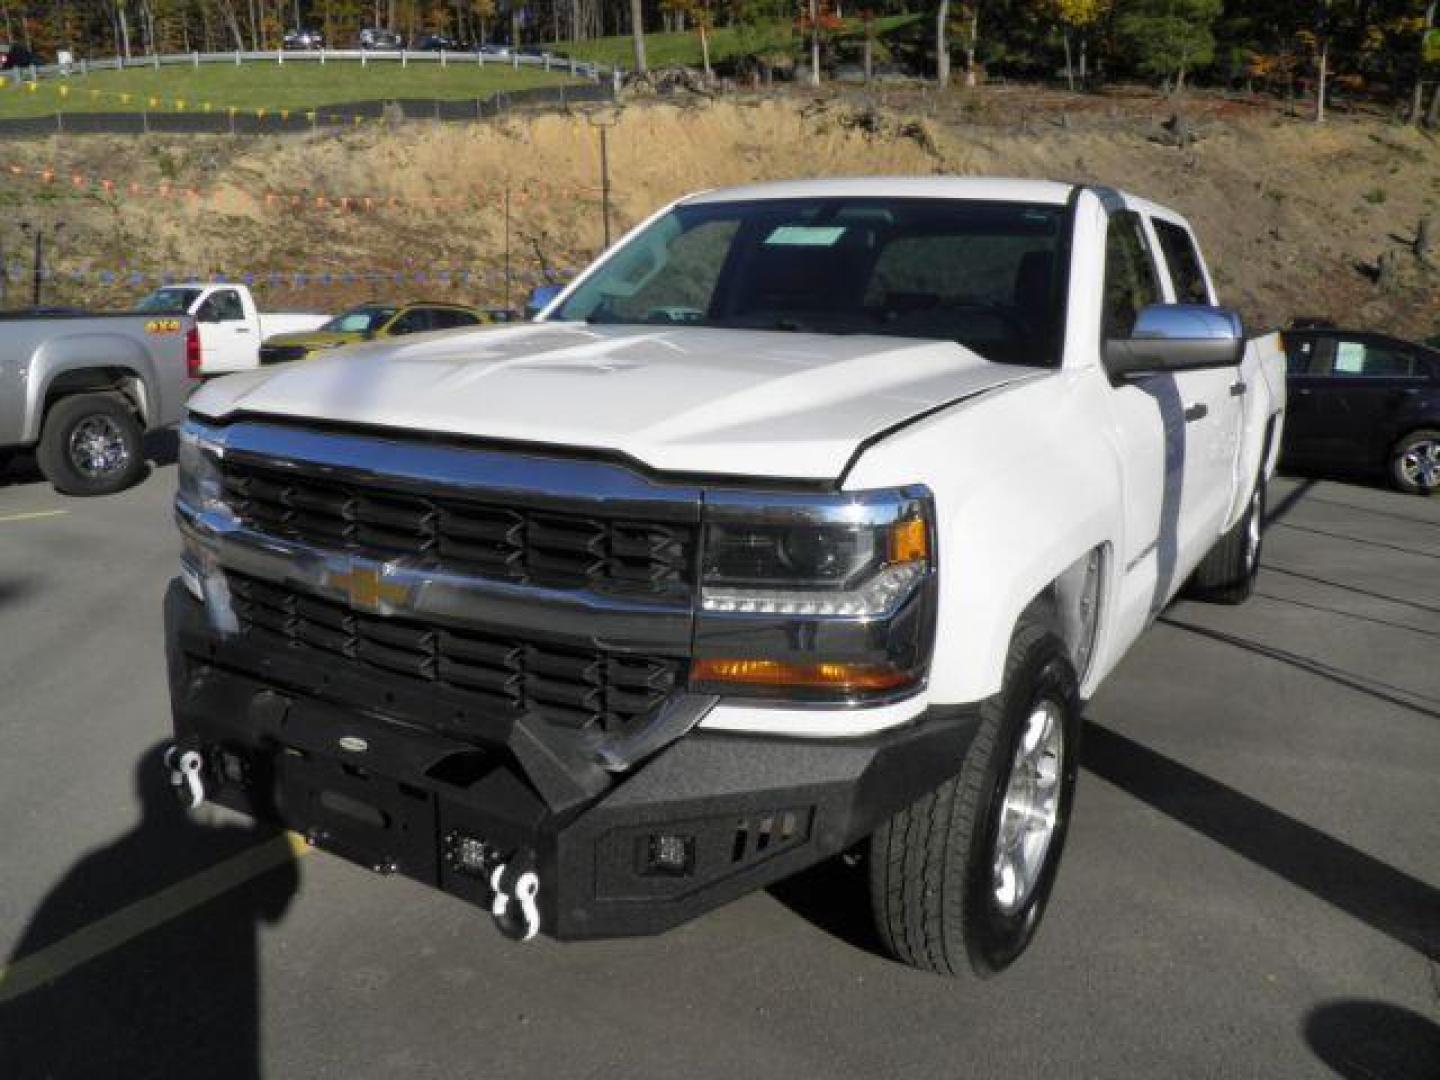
[2,88,1437,335]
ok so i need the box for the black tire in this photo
[1390,429,1440,496]
[36,393,146,497]
[1187,478,1265,605]
[868,621,1081,977]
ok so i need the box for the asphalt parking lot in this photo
[0,458,1436,1079]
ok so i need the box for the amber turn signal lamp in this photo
[888,518,929,565]
[692,658,913,693]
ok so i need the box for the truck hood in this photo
[190,323,1047,480]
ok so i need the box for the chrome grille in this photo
[220,459,696,597]
[228,573,683,733]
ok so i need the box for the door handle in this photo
[1294,387,1313,396]
[233,327,252,334]
[1229,380,1247,397]
[1183,402,1208,423]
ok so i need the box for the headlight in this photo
[693,488,936,702]
[177,420,227,515]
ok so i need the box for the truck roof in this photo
[681,177,1185,225]
[683,176,1078,206]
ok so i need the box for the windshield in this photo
[134,287,202,313]
[322,306,397,333]
[555,197,1070,366]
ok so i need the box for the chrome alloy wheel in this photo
[1400,439,1440,492]
[992,699,1065,915]
[68,416,130,479]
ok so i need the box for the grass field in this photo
[0,61,579,118]
[565,14,923,70]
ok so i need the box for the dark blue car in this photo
[1282,327,1440,494]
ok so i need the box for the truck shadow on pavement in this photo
[0,744,298,1080]
[767,855,883,958]
[1304,999,1440,1079]
[1080,720,1440,962]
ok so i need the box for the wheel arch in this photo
[27,341,154,443]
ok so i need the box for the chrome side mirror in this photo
[1105,304,1245,379]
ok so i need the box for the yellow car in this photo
[259,301,487,364]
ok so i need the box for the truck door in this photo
[195,288,253,373]
[1097,210,1178,625]
[1146,216,1243,582]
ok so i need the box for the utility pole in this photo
[600,125,611,248]
[503,184,512,314]
[588,108,620,252]
[21,221,65,308]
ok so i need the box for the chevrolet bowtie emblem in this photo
[328,563,410,613]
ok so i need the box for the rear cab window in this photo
[1150,218,1213,305]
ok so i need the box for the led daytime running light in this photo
[701,559,925,617]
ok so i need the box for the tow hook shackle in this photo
[489,853,542,943]
[164,744,207,809]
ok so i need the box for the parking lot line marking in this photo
[0,831,310,1005]
[0,510,69,525]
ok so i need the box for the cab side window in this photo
[431,309,480,329]
[389,309,434,336]
[1152,219,1211,305]
[1330,339,1417,378]
[1102,211,1161,340]
[1284,333,1318,375]
[198,289,244,323]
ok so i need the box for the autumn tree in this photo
[1052,0,1111,89]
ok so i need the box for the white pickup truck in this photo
[134,283,327,375]
[164,178,1285,976]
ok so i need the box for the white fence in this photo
[6,47,615,86]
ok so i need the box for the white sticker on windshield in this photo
[764,226,846,247]
[1335,341,1365,374]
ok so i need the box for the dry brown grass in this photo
[4,89,1438,335]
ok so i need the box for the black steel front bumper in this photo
[165,581,980,939]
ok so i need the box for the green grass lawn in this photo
[0,61,579,118]
[565,14,923,70]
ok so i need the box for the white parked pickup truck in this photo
[164,178,1285,976]
[134,283,327,375]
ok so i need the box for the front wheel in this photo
[36,393,146,497]
[1391,429,1440,496]
[868,622,1081,977]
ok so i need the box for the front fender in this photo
[25,333,157,443]
[846,371,1120,704]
